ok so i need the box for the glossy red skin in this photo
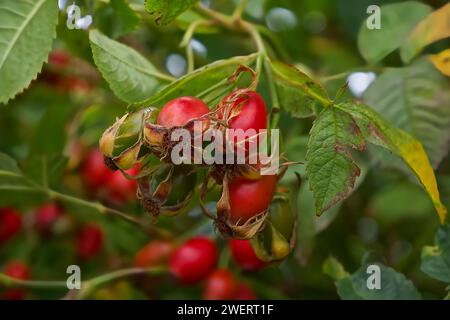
[229,239,266,271]
[134,240,174,268]
[203,269,237,300]
[3,261,30,300]
[34,203,62,234]
[0,208,22,246]
[157,96,209,127]
[107,166,138,204]
[82,150,114,190]
[76,224,104,260]
[228,175,278,223]
[169,237,218,285]
[227,91,267,131]
[234,283,257,300]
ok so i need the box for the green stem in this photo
[232,0,250,22]
[75,267,166,300]
[265,58,280,128]
[0,274,67,289]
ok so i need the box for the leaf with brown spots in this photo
[306,108,365,215]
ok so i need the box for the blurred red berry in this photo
[107,166,138,204]
[34,203,63,234]
[3,261,30,300]
[76,224,104,260]
[229,239,266,271]
[234,283,257,300]
[0,208,22,246]
[169,237,218,285]
[203,269,238,300]
[81,150,114,191]
[134,240,174,268]
[49,50,71,68]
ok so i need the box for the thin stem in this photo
[75,267,166,300]
[232,0,250,22]
[0,274,67,289]
[265,58,281,129]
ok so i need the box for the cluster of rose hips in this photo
[134,237,266,299]
[0,205,104,299]
[99,67,299,267]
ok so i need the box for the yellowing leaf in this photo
[430,49,450,76]
[337,102,447,223]
[401,3,450,63]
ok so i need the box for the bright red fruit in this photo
[228,175,277,223]
[81,150,114,190]
[107,166,138,203]
[229,239,266,271]
[225,91,267,131]
[34,203,63,234]
[169,237,218,285]
[157,96,209,127]
[203,269,238,300]
[134,240,174,268]
[76,224,104,260]
[234,283,257,300]
[49,50,71,67]
[0,208,22,246]
[3,261,30,300]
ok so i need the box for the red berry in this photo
[3,261,30,300]
[134,240,174,268]
[226,91,267,131]
[81,150,114,190]
[107,166,138,204]
[228,175,277,223]
[234,283,257,300]
[157,96,209,127]
[229,239,266,271]
[203,269,237,300]
[49,50,71,67]
[76,224,104,260]
[169,237,218,285]
[34,203,63,234]
[0,208,22,246]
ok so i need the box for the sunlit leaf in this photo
[0,0,58,104]
[337,102,447,223]
[401,3,450,63]
[145,0,199,26]
[364,58,450,168]
[89,29,173,103]
[357,1,432,64]
[430,49,450,77]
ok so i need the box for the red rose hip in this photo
[169,237,218,284]
[157,96,209,128]
[134,240,174,268]
[229,239,266,271]
[203,269,237,300]
[3,261,30,300]
[76,224,104,260]
[0,208,22,246]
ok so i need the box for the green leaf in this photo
[306,107,365,215]
[0,0,58,104]
[323,257,422,300]
[0,153,46,206]
[89,29,173,104]
[95,0,141,39]
[270,61,330,117]
[22,154,68,189]
[132,54,258,109]
[357,1,432,64]
[421,224,450,283]
[336,102,447,223]
[364,59,450,168]
[145,0,199,25]
[400,3,450,63]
